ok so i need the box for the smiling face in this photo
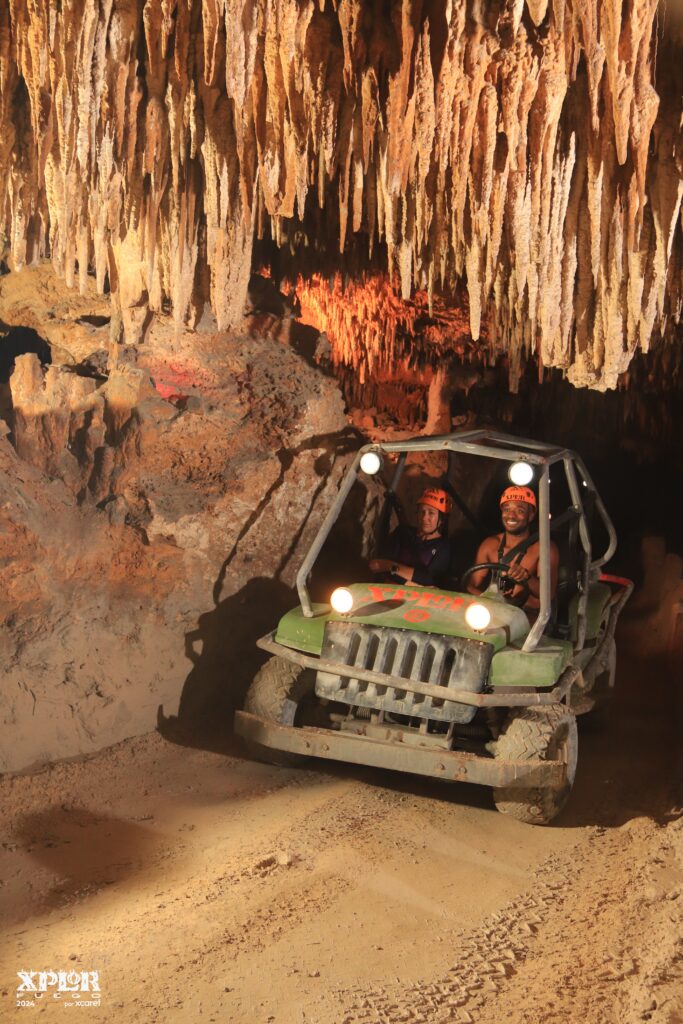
[417,503,441,537]
[500,499,534,536]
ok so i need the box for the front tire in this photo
[492,705,578,825]
[243,656,315,767]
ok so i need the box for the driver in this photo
[369,488,452,587]
[467,486,558,610]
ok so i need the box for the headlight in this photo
[359,451,382,475]
[509,461,534,486]
[465,602,491,632]
[330,587,354,615]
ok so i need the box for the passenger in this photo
[369,488,452,588]
[467,486,558,610]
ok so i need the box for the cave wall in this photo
[0,266,377,774]
[1,0,681,387]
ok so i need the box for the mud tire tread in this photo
[493,705,578,826]
[243,656,315,768]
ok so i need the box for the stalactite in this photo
[288,270,475,383]
[0,0,681,388]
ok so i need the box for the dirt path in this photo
[1,646,681,1024]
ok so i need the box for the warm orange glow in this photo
[142,358,215,403]
[285,273,476,383]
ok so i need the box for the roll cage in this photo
[296,430,618,654]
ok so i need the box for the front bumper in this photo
[234,711,567,789]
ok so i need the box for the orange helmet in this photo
[500,486,537,510]
[418,488,453,515]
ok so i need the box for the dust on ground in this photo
[1,612,681,1024]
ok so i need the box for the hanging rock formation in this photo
[289,270,475,382]
[0,0,681,388]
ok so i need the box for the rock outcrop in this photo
[0,1,681,388]
[0,269,369,774]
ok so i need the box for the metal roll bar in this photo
[295,431,617,655]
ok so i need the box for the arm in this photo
[370,526,417,580]
[504,542,559,606]
[369,557,417,582]
[371,534,451,587]
[467,537,497,594]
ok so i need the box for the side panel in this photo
[276,603,330,654]
[489,638,573,688]
[568,582,612,642]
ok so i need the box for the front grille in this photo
[315,622,493,724]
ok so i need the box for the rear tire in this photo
[243,656,315,767]
[492,705,578,825]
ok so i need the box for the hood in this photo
[274,581,530,656]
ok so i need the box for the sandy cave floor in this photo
[1,635,681,1024]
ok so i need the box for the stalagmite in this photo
[0,0,680,388]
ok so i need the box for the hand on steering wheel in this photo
[460,562,531,604]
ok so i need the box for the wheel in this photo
[243,656,315,767]
[492,705,578,825]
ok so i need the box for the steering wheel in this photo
[460,562,530,604]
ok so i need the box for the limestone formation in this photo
[290,270,474,384]
[0,294,356,773]
[1,1,681,388]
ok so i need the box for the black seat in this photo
[548,514,582,640]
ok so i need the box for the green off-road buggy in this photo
[235,430,632,824]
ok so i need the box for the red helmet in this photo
[500,486,537,510]
[418,488,453,515]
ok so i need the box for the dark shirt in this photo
[383,525,451,588]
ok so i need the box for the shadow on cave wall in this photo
[158,576,297,756]
[158,434,372,755]
[158,515,372,755]
[0,323,52,381]
[0,322,52,428]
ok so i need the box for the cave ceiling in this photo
[0,0,682,390]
